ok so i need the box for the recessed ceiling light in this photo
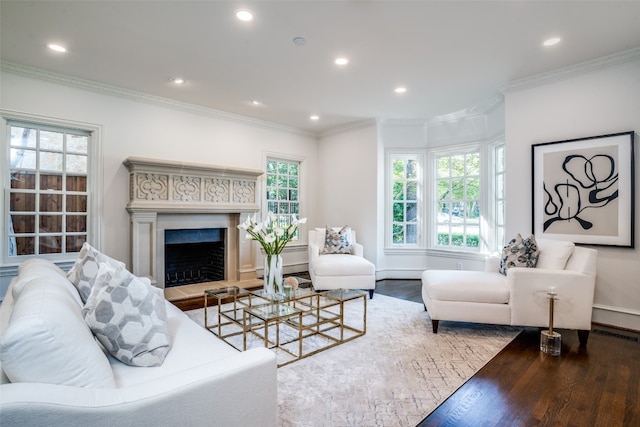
[335,57,349,66]
[251,100,262,106]
[292,37,306,46]
[236,9,253,21]
[310,115,320,121]
[543,37,561,46]
[394,87,407,94]
[47,43,67,53]
[170,77,185,84]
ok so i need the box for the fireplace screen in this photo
[164,228,225,287]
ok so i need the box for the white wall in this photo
[504,59,640,330]
[0,71,319,296]
[316,124,378,262]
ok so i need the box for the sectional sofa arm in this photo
[507,268,596,329]
[0,347,277,427]
[308,243,320,262]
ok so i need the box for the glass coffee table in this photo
[203,286,367,367]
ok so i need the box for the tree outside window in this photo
[435,151,480,249]
[266,158,300,239]
[391,155,420,245]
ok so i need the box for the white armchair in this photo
[308,227,376,298]
[421,239,598,345]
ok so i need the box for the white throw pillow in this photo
[83,264,171,367]
[536,239,575,270]
[0,277,116,388]
[67,242,125,303]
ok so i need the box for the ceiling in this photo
[2,1,640,134]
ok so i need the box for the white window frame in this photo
[262,152,307,245]
[1,110,103,264]
[488,138,506,253]
[384,149,426,251]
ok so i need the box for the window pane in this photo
[497,201,505,224]
[40,236,62,254]
[40,194,63,212]
[278,202,289,214]
[10,148,36,169]
[40,131,64,150]
[277,176,287,188]
[451,178,465,199]
[406,181,417,200]
[466,226,480,247]
[406,159,417,180]
[392,160,404,180]
[451,155,465,177]
[437,179,449,200]
[467,177,479,199]
[10,126,37,147]
[11,214,35,233]
[15,237,35,255]
[66,176,87,192]
[66,154,87,174]
[66,195,87,212]
[466,153,480,176]
[266,175,276,186]
[437,157,449,178]
[41,174,63,191]
[66,235,86,252]
[10,172,36,189]
[288,177,298,188]
[10,192,35,211]
[267,160,277,173]
[67,134,88,153]
[496,147,505,173]
[40,152,63,172]
[497,174,504,197]
[406,203,417,222]
[406,224,417,244]
[393,182,404,200]
[393,203,404,221]
[290,203,299,215]
[267,189,277,200]
[40,215,62,233]
[268,201,277,212]
[437,233,449,245]
[393,224,404,244]
[277,189,287,200]
[289,189,298,201]
[277,162,288,174]
[66,215,87,232]
[289,164,298,176]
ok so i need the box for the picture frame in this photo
[531,131,635,248]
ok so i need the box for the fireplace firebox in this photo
[164,228,225,287]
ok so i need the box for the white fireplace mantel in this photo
[123,157,264,286]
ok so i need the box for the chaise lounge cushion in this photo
[423,270,509,304]
[311,253,375,277]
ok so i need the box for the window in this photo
[387,152,424,248]
[434,149,481,249]
[7,121,90,257]
[493,144,506,250]
[265,158,300,238]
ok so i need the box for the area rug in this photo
[186,294,520,426]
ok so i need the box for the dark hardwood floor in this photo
[376,279,640,427]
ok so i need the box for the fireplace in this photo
[164,228,225,287]
[124,157,263,288]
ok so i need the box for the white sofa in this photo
[308,228,376,298]
[0,259,277,427]
[422,239,598,345]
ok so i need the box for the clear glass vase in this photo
[264,254,284,299]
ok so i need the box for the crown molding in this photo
[318,118,377,138]
[0,61,317,138]
[501,47,640,94]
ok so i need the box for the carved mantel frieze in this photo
[123,157,263,213]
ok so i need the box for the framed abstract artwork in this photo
[532,131,635,247]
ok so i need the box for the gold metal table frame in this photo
[203,287,367,367]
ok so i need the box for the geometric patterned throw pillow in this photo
[67,242,125,304]
[83,264,170,367]
[322,225,352,254]
[499,233,540,275]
